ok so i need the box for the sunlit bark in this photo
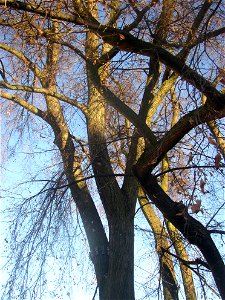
[162,158,197,300]
[138,189,179,300]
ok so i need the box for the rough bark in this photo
[86,64,136,298]
[107,206,135,300]
[1,1,225,299]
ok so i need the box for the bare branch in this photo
[155,164,225,177]
[209,230,225,235]
[0,43,42,78]
[0,90,46,118]
[190,26,225,48]
[162,247,211,270]
[1,1,224,109]
[135,104,225,177]
[0,81,87,113]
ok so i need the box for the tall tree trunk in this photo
[45,88,110,296]
[166,222,197,300]
[46,89,110,300]
[86,29,136,298]
[86,70,136,298]
[41,21,110,298]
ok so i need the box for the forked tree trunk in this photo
[86,29,136,298]
[86,75,136,298]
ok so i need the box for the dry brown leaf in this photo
[191,200,202,214]
[208,137,217,146]
[119,34,125,40]
[188,151,193,164]
[218,68,225,85]
[151,0,159,5]
[200,179,205,194]
[214,153,222,169]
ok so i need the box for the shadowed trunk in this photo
[107,204,135,300]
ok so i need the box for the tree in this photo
[0,0,225,299]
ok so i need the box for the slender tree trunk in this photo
[39,21,110,297]
[161,157,197,300]
[166,222,197,300]
[46,95,110,298]
[139,190,179,300]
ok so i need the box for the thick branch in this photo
[154,0,177,42]
[189,26,225,49]
[135,104,225,177]
[207,121,225,161]
[125,3,154,32]
[98,32,225,110]
[90,67,158,145]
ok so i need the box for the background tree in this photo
[0,0,225,299]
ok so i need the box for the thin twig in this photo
[155,164,225,177]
